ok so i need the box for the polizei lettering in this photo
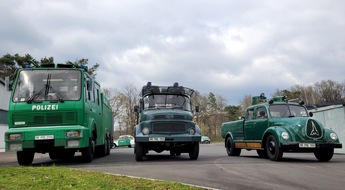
[32,104,59,111]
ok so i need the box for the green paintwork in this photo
[134,82,201,161]
[4,65,113,164]
[221,94,342,161]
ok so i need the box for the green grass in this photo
[0,166,206,190]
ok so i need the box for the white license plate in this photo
[299,143,316,148]
[35,135,54,140]
[149,137,165,142]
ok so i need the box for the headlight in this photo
[9,134,22,140]
[281,132,289,140]
[330,133,338,141]
[66,130,82,138]
[188,128,195,135]
[142,127,150,135]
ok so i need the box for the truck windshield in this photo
[143,94,191,111]
[269,104,308,118]
[12,70,81,102]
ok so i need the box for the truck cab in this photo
[133,82,201,161]
[221,93,342,161]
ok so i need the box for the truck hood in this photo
[140,109,193,122]
[269,117,325,140]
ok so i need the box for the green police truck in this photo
[221,94,342,161]
[134,82,201,161]
[4,63,113,165]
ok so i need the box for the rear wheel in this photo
[189,143,199,160]
[17,150,35,166]
[314,148,334,162]
[266,135,283,161]
[225,137,241,156]
[135,142,144,161]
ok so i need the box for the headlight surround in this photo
[330,133,338,141]
[188,128,195,135]
[66,130,82,138]
[9,133,22,140]
[142,127,150,135]
[281,132,289,140]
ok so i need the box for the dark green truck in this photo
[221,94,342,161]
[133,82,201,161]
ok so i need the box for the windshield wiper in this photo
[27,74,64,103]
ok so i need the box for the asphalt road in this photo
[1,144,345,190]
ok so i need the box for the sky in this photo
[1,0,345,105]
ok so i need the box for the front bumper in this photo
[135,134,201,143]
[281,142,342,152]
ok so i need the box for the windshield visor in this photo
[12,70,81,102]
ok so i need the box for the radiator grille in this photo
[152,122,186,134]
[13,111,77,126]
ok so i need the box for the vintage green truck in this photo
[133,82,201,161]
[221,94,342,161]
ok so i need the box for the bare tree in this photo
[315,80,344,103]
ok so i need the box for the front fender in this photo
[263,127,284,147]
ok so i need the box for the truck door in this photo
[243,108,255,140]
[252,106,269,140]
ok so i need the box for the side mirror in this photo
[240,116,245,120]
[195,105,199,113]
[5,76,12,91]
[309,112,313,117]
[134,105,139,113]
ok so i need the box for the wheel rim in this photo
[267,139,276,155]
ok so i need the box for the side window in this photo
[256,107,267,119]
[246,109,254,120]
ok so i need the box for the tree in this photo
[224,105,241,121]
[315,80,344,103]
[67,58,99,78]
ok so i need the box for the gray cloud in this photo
[1,0,345,104]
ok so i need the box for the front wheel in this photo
[225,137,241,156]
[82,139,94,163]
[314,148,334,162]
[135,142,144,161]
[189,143,199,160]
[17,150,35,166]
[266,135,283,161]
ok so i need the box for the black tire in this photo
[225,137,241,156]
[257,150,268,158]
[82,139,94,163]
[49,151,59,160]
[106,138,111,155]
[175,152,181,156]
[189,143,199,160]
[17,150,35,166]
[314,148,334,162]
[128,145,132,148]
[170,149,176,156]
[266,135,283,161]
[63,150,75,160]
[135,142,144,161]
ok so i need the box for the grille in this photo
[13,111,77,126]
[152,122,186,133]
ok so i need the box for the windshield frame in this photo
[269,104,308,118]
[143,94,192,111]
[12,69,82,103]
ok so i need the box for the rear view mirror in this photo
[195,106,199,113]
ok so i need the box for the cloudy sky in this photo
[1,0,344,105]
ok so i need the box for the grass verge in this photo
[0,166,206,190]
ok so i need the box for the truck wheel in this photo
[225,137,241,156]
[314,148,334,162]
[266,135,283,161]
[49,151,59,160]
[170,149,176,156]
[106,138,111,155]
[135,142,144,161]
[189,143,199,160]
[17,150,35,166]
[257,150,268,158]
[82,139,94,163]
